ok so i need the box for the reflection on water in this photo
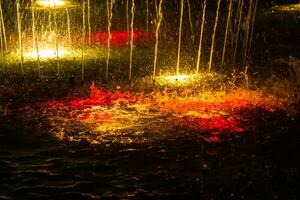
[0,104,298,199]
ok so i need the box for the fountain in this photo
[126,0,129,39]
[242,0,253,66]
[233,0,244,68]
[106,0,115,81]
[0,2,6,51]
[176,0,184,76]
[186,0,194,45]
[0,1,259,83]
[153,0,163,78]
[0,3,298,199]
[196,0,207,73]
[53,3,60,78]
[16,0,24,76]
[66,7,71,44]
[208,0,221,72]
[81,0,86,82]
[31,0,41,79]
[221,0,233,70]
[87,0,91,45]
[146,0,149,33]
[0,20,3,72]
[247,0,259,63]
[129,0,135,80]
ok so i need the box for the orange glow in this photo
[31,83,289,144]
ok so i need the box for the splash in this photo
[26,83,290,144]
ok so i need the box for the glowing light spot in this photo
[36,0,67,8]
[154,72,223,87]
[164,75,192,83]
[155,74,196,86]
[24,47,68,60]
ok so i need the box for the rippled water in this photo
[0,110,298,199]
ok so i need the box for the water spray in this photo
[129,0,135,80]
[176,0,184,76]
[221,0,233,70]
[233,0,244,68]
[247,0,259,62]
[82,0,86,82]
[16,0,24,76]
[106,0,115,81]
[242,0,253,65]
[208,0,221,72]
[186,0,194,44]
[146,0,149,33]
[153,0,164,78]
[31,0,41,79]
[53,3,60,78]
[0,2,7,51]
[0,16,3,73]
[196,0,207,73]
[88,0,91,45]
[66,8,71,44]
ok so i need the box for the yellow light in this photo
[155,74,195,86]
[24,47,68,60]
[36,0,67,8]
[163,75,192,83]
[153,72,222,87]
[272,3,300,12]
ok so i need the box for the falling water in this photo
[0,18,3,72]
[16,0,24,75]
[186,0,194,44]
[66,8,71,44]
[48,1,52,32]
[106,0,115,81]
[0,2,7,51]
[82,0,86,82]
[233,0,244,68]
[126,0,129,38]
[176,0,184,76]
[221,0,233,70]
[129,0,135,80]
[31,0,41,79]
[242,0,253,65]
[247,0,258,61]
[208,0,221,72]
[88,0,91,45]
[153,0,164,78]
[196,0,207,73]
[146,0,149,33]
[53,5,60,78]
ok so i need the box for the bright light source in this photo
[154,72,222,87]
[163,75,192,83]
[155,74,195,86]
[24,47,68,60]
[36,0,67,8]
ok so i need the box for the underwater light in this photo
[163,75,192,83]
[154,74,195,86]
[154,72,221,86]
[36,0,67,8]
[161,74,192,84]
[24,47,68,60]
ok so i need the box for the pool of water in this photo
[0,109,298,199]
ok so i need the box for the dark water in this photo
[0,113,299,200]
